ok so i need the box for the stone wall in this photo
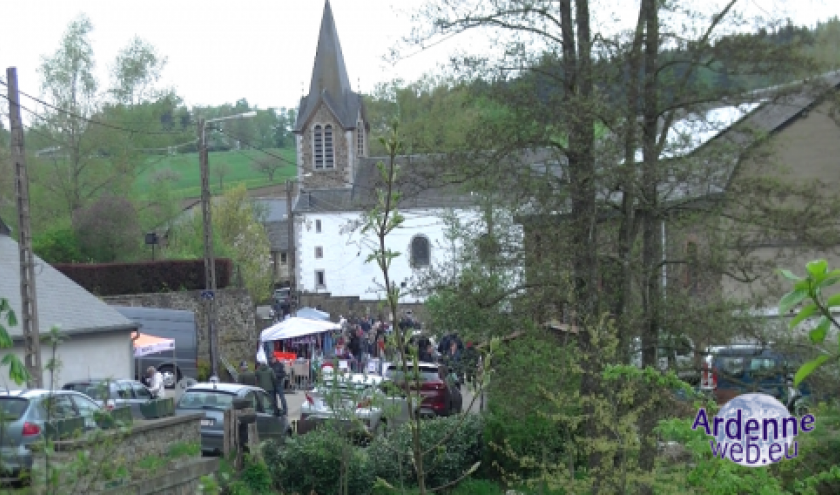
[298,291,429,326]
[32,414,212,494]
[103,288,257,370]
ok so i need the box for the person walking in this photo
[146,366,165,399]
[255,358,280,415]
[270,355,289,416]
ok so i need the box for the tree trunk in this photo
[637,0,661,488]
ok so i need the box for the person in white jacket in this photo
[146,366,165,399]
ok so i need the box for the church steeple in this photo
[294,0,361,132]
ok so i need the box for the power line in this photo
[0,78,187,136]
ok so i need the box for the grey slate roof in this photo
[294,0,363,132]
[266,220,289,252]
[252,198,288,223]
[0,233,138,338]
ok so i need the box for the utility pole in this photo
[7,67,42,388]
[198,118,219,378]
[286,179,296,316]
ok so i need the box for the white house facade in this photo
[295,208,482,303]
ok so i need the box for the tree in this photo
[109,37,168,106]
[402,0,834,491]
[0,298,31,386]
[212,162,232,190]
[251,156,284,182]
[72,195,142,262]
[165,184,271,305]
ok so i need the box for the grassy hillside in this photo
[134,147,297,199]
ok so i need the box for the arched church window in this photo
[324,124,335,168]
[410,235,431,268]
[314,125,324,169]
[357,122,365,157]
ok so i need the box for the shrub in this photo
[482,330,580,480]
[262,426,375,495]
[367,414,484,490]
[53,258,233,296]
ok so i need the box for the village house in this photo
[0,215,140,386]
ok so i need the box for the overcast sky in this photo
[1,0,839,113]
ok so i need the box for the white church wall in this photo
[296,208,482,303]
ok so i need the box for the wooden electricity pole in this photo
[198,118,219,378]
[285,179,296,316]
[6,67,42,388]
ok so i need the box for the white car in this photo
[300,373,409,437]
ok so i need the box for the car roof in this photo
[64,379,136,384]
[0,389,80,398]
[186,382,256,394]
[322,373,383,386]
[387,362,438,369]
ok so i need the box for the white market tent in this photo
[134,333,175,357]
[296,307,331,321]
[260,317,340,342]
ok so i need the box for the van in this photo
[700,345,811,405]
[113,306,199,388]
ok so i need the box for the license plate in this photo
[201,419,214,426]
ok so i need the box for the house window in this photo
[315,270,326,288]
[280,252,287,264]
[324,124,335,168]
[357,122,365,157]
[314,125,324,169]
[410,235,431,268]
[315,219,322,233]
[315,246,323,259]
[686,241,699,294]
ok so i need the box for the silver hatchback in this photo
[0,389,102,483]
[62,379,153,419]
[175,382,291,455]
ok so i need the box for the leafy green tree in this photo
[32,227,84,263]
[109,37,168,106]
[0,298,31,385]
[72,195,142,262]
[165,184,271,304]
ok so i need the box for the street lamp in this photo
[198,111,256,378]
[286,173,311,317]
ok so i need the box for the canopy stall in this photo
[133,332,177,388]
[296,307,331,321]
[134,333,175,357]
[260,317,339,342]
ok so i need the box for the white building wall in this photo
[9,331,134,388]
[296,208,481,303]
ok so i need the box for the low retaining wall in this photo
[31,414,209,494]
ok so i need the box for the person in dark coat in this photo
[255,360,278,415]
[269,355,288,416]
[238,361,257,386]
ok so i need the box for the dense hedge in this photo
[262,427,375,495]
[368,414,484,490]
[53,258,232,296]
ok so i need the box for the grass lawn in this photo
[133,147,297,199]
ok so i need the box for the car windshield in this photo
[386,366,439,382]
[0,398,29,421]
[178,390,236,410]
[63,382,115,400]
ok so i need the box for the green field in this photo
[134,147,297,199]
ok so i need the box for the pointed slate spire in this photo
[295,0,362,132]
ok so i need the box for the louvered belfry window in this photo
[324,125,335,168]
[314,125,324,169]
[357,122,365,157]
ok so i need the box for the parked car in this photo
[174,382,291,455]
[62,379,153,419]
[112,306,199,388]
[0,390,102,484]
[384,362,462,417]
[700,345,811,406]
[630,336,699,383]
[300,373,404,438]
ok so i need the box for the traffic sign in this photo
[201,290,215,301]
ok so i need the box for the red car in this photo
[384,362,463,417]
